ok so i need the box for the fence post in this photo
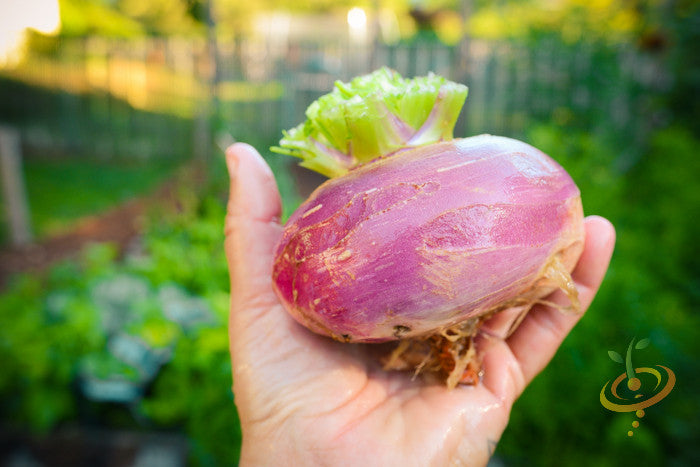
[0,126,33,245]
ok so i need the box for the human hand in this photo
[225,143,615,466]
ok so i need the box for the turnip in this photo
[271,68,584,388]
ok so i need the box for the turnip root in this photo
[271,69,584,388]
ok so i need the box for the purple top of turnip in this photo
[272,135,583,342]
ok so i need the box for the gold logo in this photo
[600,337,675,437]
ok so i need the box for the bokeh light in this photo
[347,7,367,30]
[0,0,61,66]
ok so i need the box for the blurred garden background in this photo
[0,0,698,465]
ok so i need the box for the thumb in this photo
[224,144,350,411]
[224,143,283,321]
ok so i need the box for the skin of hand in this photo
[224,143,616,466]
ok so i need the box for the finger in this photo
[505,215,616,392]
[224,143,283,315]
[480,305,530,340]
[480,216,615,404]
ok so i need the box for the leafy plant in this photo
[0,178,240,464]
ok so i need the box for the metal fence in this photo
[0,36,660,161]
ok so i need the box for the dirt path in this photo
[0,172,185,289]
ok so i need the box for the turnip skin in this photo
[272,134,584,343]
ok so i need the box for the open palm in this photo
[225,143,615,466]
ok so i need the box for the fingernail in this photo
[225,145,240,179]
[232,142,274,177]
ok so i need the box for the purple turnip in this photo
[271,68,584,387]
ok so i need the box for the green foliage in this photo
[59,0,144,37]
[116,0,205,36]
[0,176,240,464]
[0,249,111,432]
[121,177,242,464]
[273,68,467,177]
[58,0,204,37]
[469,0,646,44]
